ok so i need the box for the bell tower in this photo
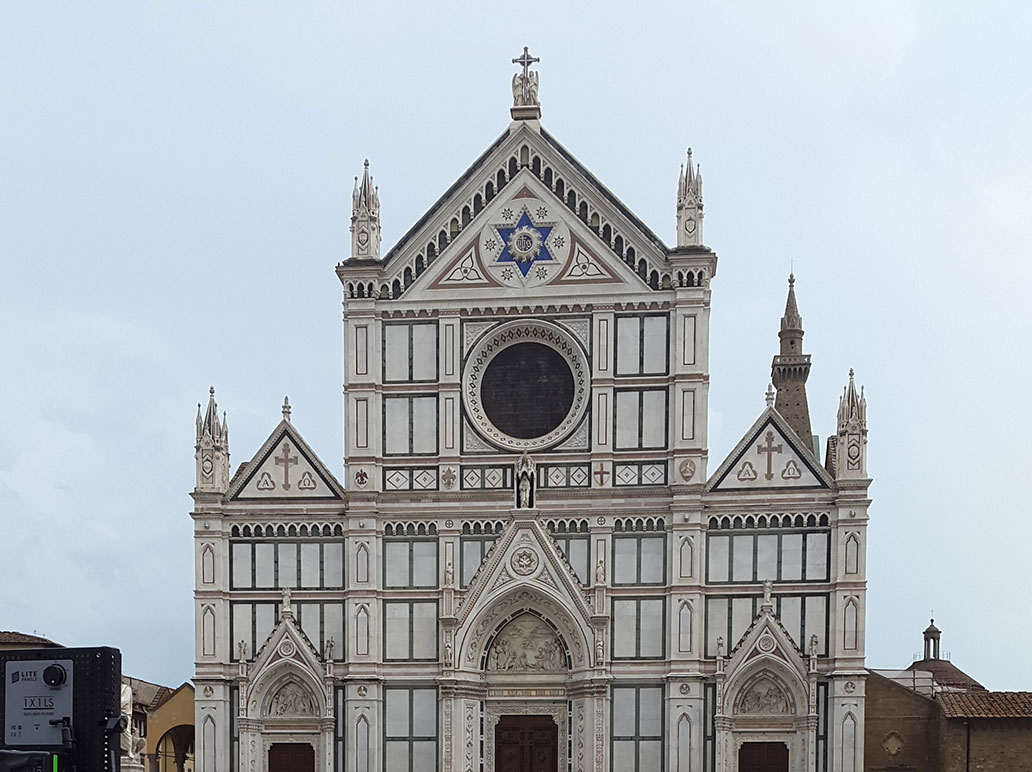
[771,274,814,450]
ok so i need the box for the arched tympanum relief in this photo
[464,588,588,670]
[486,613,567,672]
[734,674,793,716]
[265,680,318,717]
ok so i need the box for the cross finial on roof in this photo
[511,46,541,118]
[765,383,775,408]
[282,396,292,422]
[513,46,539,82]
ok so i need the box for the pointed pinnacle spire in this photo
[676,147,704,247]
[838,368,867,430]
[350,158,382,260]
[781,273,802,331]
[199,386,222,443]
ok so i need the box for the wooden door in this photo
[268,743,315,772]
[738,741,789,772]
[495,715,557,772]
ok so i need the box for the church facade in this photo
[192,52,871,772]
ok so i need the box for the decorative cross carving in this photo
[593,464,609,486]
[756,431,783,481]
[275,442,298,489]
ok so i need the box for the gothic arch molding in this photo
[247,660,327,720]
[479,610,572,672]
[729,668,800,718]
[724,655,808,719]
[457,585,591,672]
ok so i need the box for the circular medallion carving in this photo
[757,634,776,653]
[277,640,296,658]
[463,320,589,451]
[844,681,856,694]
[679,683,690,695]
[510,548,540,576]
[357,685,368,697]
[203,686,214,698]
[678,458,696,482]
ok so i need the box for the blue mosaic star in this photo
[495,211,555,277]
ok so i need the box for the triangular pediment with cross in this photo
[228,418,345,501]
[376,122,680,303]
[708,407,832,492]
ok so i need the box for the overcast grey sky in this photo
[2,2,1030,690]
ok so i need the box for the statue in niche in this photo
[515,452,535,508]
[487,614,565,672]
[270,682,316,717]
[738,677,789,715]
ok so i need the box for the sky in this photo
[1,2,1030,690]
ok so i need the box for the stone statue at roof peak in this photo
[511,47,542,120]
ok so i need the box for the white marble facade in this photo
[193,54,870,772]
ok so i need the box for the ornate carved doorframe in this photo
[484,702,567,772]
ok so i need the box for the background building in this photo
[866,624,1032,772]
[192,54,871,772]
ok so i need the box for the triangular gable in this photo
[377,122,672,297]
[406,170,649,302]
[228,419,345,501]
[708,408,832,492]
[249,600,326,688]
[727,597,808,667]
[722,593,812,715]
[455,516,593,629]
[452,515,595,672]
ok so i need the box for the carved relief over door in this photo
[487,614,567,672]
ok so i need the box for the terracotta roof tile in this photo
[907,658,984,691]
[939,692,1032,719]
[0,631,59,646]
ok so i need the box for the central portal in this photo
[495,715,558,772]
[738,741,789,772]
[267,743,314,772]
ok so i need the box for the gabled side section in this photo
[228,404,345,501]
[708,407,833,492]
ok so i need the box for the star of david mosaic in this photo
[494,210,555,277]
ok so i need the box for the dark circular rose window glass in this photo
[481,342,575,439]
